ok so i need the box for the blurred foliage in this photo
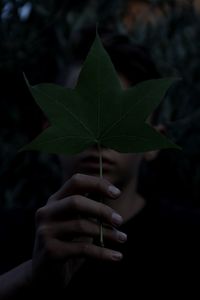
[0,0,127,74]
[0,0,128,210]
[1,0,200,209]
[132,0,200,206]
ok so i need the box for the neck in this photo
[104,177,146,223]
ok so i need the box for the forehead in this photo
[62,64,131,89]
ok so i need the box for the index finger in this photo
[50,173,121,202]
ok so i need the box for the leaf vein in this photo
[35,88,94,138]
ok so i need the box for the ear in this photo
[143,124,166,162]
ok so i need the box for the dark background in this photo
[1,0,200,213]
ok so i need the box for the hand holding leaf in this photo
[21,32,180,246]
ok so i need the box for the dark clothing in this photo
[66,201,200,298]
[66,203,157,298]
[0,209,35,275]
[1,200,200,298]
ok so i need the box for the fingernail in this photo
[117,232,127,243]
[108,185,121,197]
[112,213,123,226]
[112,251,123,261]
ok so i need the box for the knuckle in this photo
[99,203,113,223]
[35,207,47,224]
[37,225,50,239]
[71,173,83,186]
[96,204,104,218]
[108,229,118,241]
[101,177,110,188]
[98,248,104,260]
[69,195,80,210]
[97,203,107,219]
[76,220,84,232]
[93,178,102,191]
[48,194,56,203]
[44,240,56,259]
[91,246,103,260]
[76,219,86,233]
[94,177,110,194]
[80,243,90,256]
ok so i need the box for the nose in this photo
[88,143,109,152]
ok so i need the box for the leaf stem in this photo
[98,143,104,247]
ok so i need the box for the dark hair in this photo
[58,26,160,87]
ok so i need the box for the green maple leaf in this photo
[20,32,180,247]
[20,33,179,155]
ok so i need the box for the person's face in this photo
[59,146,143,189]
[58,69,143,189]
